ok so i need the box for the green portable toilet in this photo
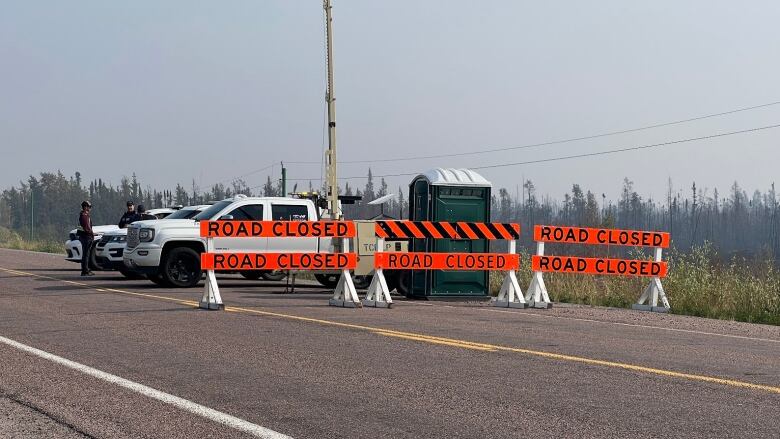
[408,168,492,298]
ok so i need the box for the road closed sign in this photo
[200,221,356,238]
[375,252,519,271]
[534,225,670,248]
[531,255,668,277]
[201,252,357,270]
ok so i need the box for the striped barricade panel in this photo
[374,220,520,240]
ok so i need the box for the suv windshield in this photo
[165,208,202,220]
[193,200,232,221]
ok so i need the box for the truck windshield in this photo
[165,208,202,220]
[193,200,232,221]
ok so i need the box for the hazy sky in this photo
[2,1,779,202]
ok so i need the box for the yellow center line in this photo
[2,266,779,395]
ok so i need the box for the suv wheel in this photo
[88,242,101,271]
[161,247,202,288]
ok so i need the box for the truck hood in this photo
[68,225,119,235]
[102,228,128,237]
[132,219,197,230]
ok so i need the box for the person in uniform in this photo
[131,204,156,222]
[118,201,136,228]
[77,200,95,276]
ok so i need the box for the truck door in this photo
[214,203,268,253]
[267,203,315,253]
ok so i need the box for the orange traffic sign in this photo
[531,255,668,277]
[200,221,356,238]
[534,225,670,248]
[375,252,519,271]
[201,252,357,270]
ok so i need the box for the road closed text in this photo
[201,252,357,270]
[375,252,519,271]
[531,255,668,277]
[200,221,355,238]
[534,225,670,248]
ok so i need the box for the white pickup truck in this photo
[124,195,344,288]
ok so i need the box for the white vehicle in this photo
[65,208,176,270]
[95,206,208,278]
[124,195,326,288]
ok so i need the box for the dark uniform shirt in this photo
[130,212,156,223]
[118,211,135,228]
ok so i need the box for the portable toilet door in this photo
[408,168,492,298]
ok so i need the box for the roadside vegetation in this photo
[491,242,780,326]
[0,226,61,254]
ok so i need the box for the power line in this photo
[287,99,780,165]
[221,99,780,184]
[283,122,780,181]
[470,123,780,171]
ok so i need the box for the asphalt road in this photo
[0,248,778,438]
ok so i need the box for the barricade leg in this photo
[632,248,670,313]
[363,237,393,308]
[363,268,393,308]
[525,242,553,309]
[199,238,224,310]
[329,238,362,308]
[494,240,527,308]
[199,269,224,310]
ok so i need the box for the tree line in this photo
[1,170,778,260]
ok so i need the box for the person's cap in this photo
[81,200,92,208]
[126,201,134,206]
[137,204,146,212]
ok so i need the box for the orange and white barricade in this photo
[530,225,671,312]
[198,220,359,309]
[366,220,523,308]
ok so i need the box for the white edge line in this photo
[0,335,292,439]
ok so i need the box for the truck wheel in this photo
[119,267,144,280]
[261,271,287,281]
[396,271,411,297]
[314,273,339,288]
[161,247,201,288]
[148,272,169,287]
[240,271,263,280]
[352,275,372,289]
[385,272,399,292]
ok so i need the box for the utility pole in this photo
[323,0,340,220]
[30,189,34,241]
[280,162,287,196]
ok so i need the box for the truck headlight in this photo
[115,236,127,243]
[139,229,155,242]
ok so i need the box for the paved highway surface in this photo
[0,248,778,438]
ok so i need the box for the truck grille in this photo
[127,228,139,248]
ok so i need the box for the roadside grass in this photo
[0,227,62,254]
[490,242,780,326]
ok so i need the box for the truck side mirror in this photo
[218,214,234,221]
